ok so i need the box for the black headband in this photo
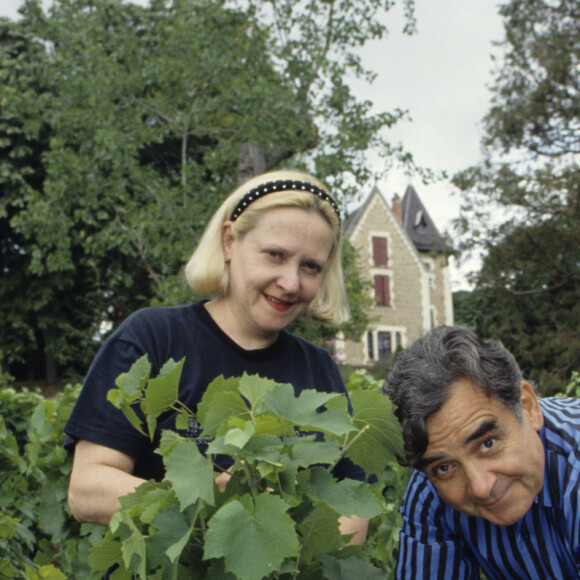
[229,179,341,224]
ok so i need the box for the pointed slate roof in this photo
[401,185,448,253]
[344,185,382,236]
[345,184,450,254]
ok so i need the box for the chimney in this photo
[392,194,402,222]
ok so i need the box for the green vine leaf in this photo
[159,431,215,509]
[149,505,194,564]
[224,421,255,448]
[139,486,178,525]
[142,357,184,418]
[317,554,386,579]
[237,373,282,409]
[289,437,343,469]
[204,559,238,579]
[297,502,344,561]
[89,532,124,574]
[117,511,147,579]
[341,389,404,475]
[106,389,147,437]
[204,493,300,580]
[114,354,151,400]
[197,376,251,438]
[297,467,381,519]
[262,384,355,437]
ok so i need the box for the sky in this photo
[1,0,506,289]
[351,1,505,290]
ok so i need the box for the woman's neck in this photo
[204,298,279,351]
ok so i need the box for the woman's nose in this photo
[276,265,300,294]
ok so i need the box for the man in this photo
[383,325,580,579]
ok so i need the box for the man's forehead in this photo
[423,382,504,443]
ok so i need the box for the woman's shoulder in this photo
[118,302,200,332]
[281,331,335,361]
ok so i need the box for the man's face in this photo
[421,378,545,526]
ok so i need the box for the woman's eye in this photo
[267,250,282,259]
[304,262,322,274]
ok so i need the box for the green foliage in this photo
[555,371,580,399]
[452,290,484,332]
[1,0,417,384]
[0,366,411,578]
[0,384,104,579]
[452,0,580,388]
[93,356,406,579]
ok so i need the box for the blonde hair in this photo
[184,169,350,324]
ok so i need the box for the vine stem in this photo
[341,424,370,457]
[240,460,259,500]
[325,424,370,473]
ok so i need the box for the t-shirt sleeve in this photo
[64,330,152,459]
[395,470,480,579]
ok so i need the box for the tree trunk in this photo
[43,328,59,386]
[237,143,266,185]
[42,297,61,386]
[237,142,296,185]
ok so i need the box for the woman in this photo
[65,169,367,540]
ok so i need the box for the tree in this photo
[452,0,580,391]
[0,15,92,384]
[1,0,416,383]
[234,0,417,195]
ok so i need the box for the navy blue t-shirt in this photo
[65,301,362,481]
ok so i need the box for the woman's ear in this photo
[222,221,234,262]
[521,381,544,431]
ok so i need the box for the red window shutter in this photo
[374,275,390,306]
[372,237,388,266]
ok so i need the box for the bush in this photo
[8,366,579,578]
[89,357,407,579]
[0,364,412,579]
[0,384,103,579]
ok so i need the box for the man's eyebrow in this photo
[416,419,499,472]
[463,419,498,446]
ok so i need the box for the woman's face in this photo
[223,206,334,347]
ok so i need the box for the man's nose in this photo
[464,462,496,500]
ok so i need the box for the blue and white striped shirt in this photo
[395,397,580,579]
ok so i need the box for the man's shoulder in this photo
[539,397,580,443]
[402,469,444,517]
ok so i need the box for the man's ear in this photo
[521,381,543,431]
[222,221,234,262]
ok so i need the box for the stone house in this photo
[336,184,454,367]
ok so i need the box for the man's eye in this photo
[481,437,496,452]
[434,464,453,478]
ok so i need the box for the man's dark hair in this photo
[383,325,528,469]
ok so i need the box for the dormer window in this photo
[414,210,427,229]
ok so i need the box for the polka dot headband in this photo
[229,179,341,225]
